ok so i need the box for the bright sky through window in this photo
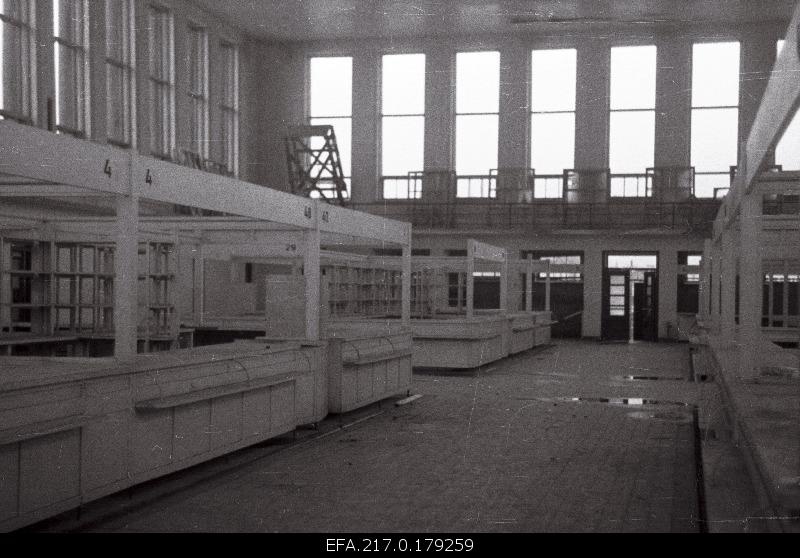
[455,51,499,197]
[609,45,656,197]
[531,49,576,189]
[691,41,740,198]
[775,39,800,170]
[382,53,425,199]
[309,56,352,192]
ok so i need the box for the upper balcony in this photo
[353,168,724,235]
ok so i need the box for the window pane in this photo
[105,0,134,144]
[776,110,800,170]
[148,6,173,157]
[382,115,424,176]
[105,0,125,61]
[608,255,657,269]
[55,41,85,130]
[220,44,238,108]
[0,1,29,21]
[106,63,128,140]
[455,114,498,175]
[610,45,656,110]
[310,116,351,177]
[188,27,207,95]
[456,51,500,114]
[0,15,32,117]
[609,110,655,173]
[382,53,425,115]
[692,42,740,108]
[187,26,208,156]
[219,42,238,175]
[691,107,738,171]
[531,112,574,174]
[54,0,85,43]
[310,57,351,117]
[531,49,576,112]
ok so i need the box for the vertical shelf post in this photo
[304,226,321,341]
[500,248,509,313]
[526,254,534,312]
[402,235,412,326]
[738,192,762,379]
[466,240,475,318]
[114,194,139,361]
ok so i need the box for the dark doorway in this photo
[602,269,630,342]
[474,277,501,309]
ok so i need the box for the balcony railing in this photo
[456,175,497,199]
[351,198,721,232]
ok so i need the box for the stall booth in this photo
[374,240,554,369]
[197,213,414,415]
[693,11,800,531]
[0,120,411,530]
[701,170,800,369]
[510,256,563,350]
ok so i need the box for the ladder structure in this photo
[284,125,349,205]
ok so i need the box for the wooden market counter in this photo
[0,341,326,532]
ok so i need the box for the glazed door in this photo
[602,270,630,342]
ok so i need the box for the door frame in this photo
[602,251,661,342]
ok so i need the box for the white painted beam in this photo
[316,201,411,246]
[0,120,127,195]
[133,155,317,230]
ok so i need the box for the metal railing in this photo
[456,175,497,199]
[350,198,721,232]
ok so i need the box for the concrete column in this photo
[526,256,534,312]
[351,50,380,203]
[575,43,609,171]
[700,239,713,322]
[738,193,762,379]
[500,252,509,312]
[710,240,722,333]
[582,248,603,338]
[402,231,412,325]
[658,250,678,340]
[114,194,140,361]
[654,37,691,168]
[424,48,454,172]
[498,45,529,169]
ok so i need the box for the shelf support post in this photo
[114,193,139,361]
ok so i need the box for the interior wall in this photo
[254,21,785,199]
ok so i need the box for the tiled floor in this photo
[37,341,711,533]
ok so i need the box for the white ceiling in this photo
[193,0,796,42]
